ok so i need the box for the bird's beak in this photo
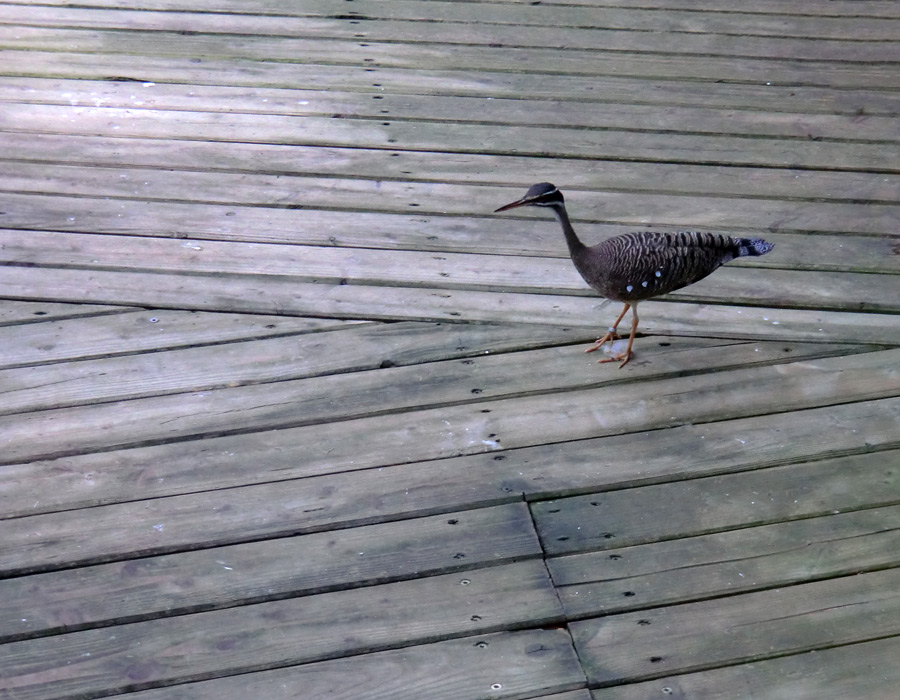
[494,196,532,213]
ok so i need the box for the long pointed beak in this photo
[494,196,531,213]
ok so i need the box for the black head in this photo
[494,182,565,212]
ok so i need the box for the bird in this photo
[495,182,774,367]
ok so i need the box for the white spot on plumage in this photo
[655,270,662,277]
[626,284,633,292]
[641,281,648,287]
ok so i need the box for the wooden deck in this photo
[1,1,899,698]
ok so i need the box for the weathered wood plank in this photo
[0,560,562,700]
[4,163,900,235]
[4,266,900,345]
[2,354,898,570]
[551,503,900,618]
[0,299,126,326]
[2,2,898,42]
[0,319,597,414]
[4,105,898,169]
[532,449,900,555]
[592,636,900,700]
[0,336,850,458]
[11,0,900,21]
[0,502,540,641]
[570,567,900,685]
[12,369,900,522]
[3,193,899,274]
[0,307,357,370]
[4,132,896,208]
[3,81,897,142]
[0,0,895,696]
[523,0,900,16]
[125,629,586,700]
[4,28,899,90]
[2,4,895,61]
[5,54,899,116]
[0,341,891,472]
[4,230,898,314]
[2,393,895,550]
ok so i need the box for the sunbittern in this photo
[495,182,774,367]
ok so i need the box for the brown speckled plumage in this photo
[495,183,774,367]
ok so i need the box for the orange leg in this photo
[584,303,630,355]
[587,304,639,368]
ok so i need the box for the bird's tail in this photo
[735,238,775,257]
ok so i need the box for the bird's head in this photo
[494,182,565,212]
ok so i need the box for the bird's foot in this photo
[597,350,634,369]
[584,329,619,354]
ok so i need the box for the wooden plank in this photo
[3,105,898,169]
[528,0,900,16]
[0,502,540,641]
[592,636,900,700]
[2,355,898,571]
[570,567,900,685]
[0,336,853,460]
[533,449,900,555]
[3,81,897,143]
[4,164,900,235]
[5,54,899,117]
[3,230,898,313]
[551,503,900,618]
[0,340,890,472]
[5,132,897,205]
[10,0,900,21]
[0,559,563,700]
[14,371,900,520]
[4,266,900,345]
[0,307,358,369]
[0,319,599,414]
[3,193,899,273]
[1,393,895,551]
[4,27,899,90]
[126,629,586,700]
[2,2,898,42]
[0,299,125,326]
[0,5,894,61]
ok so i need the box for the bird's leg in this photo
[597,305,639,368]
[585,303,630,355]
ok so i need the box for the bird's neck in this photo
[552,204,587,258]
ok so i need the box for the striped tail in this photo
[735,237,775,258]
